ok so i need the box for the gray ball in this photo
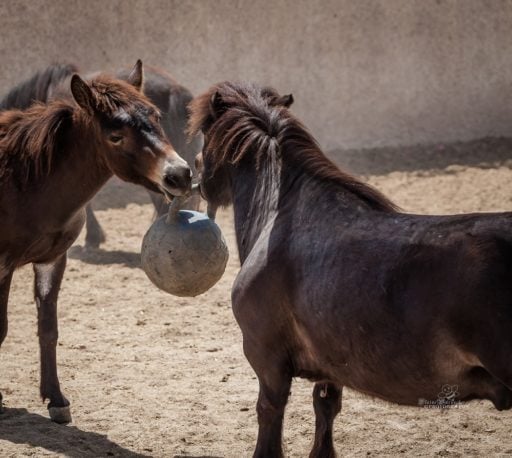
[141,209,229,297]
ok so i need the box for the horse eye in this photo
[109,134,123,145]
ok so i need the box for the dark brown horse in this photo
[189,82,512,457]
[0,61,191,423]
[0,63,78,111]
[0,63,202,248]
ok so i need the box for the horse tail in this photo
[0,63,78,111]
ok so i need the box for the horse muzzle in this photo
[161,161,192,198]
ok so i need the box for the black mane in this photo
[0,63,78,111]
[189,82,398,213]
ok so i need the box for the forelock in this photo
[109,106,159,132]
[89,75,159,120]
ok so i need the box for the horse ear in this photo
[127,59,144,92]
[276,93,294,108]
[70,75,96,115]
[210,91,226,118]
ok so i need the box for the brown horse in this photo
[0,61,191,423]
[189,82,512,457]
[0,63,202,248]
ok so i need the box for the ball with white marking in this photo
[141,200,228,297]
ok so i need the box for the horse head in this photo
[70,60,192,199]
[189,82,293,214]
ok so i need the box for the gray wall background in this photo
[1,0,511,150]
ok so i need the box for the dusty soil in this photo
[1,138,512,457]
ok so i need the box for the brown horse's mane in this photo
[0,74,157,186]
[0,101,75,184]
[189,82,398,212]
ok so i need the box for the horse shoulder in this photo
[232,221,291,316]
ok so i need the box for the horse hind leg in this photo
[310,382,342,458]
[33,254,71,423]
[463,366,512,411]
[473,312,512,409]
[0,270,13,413]
[84,204,106,249]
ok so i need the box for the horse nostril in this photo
[178,165,192,188]
[163,163,192,193]
[164,175,178,189]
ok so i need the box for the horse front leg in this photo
[33,254,71,423]
[253,371,292,458]
[84,203,106,249]
[310,382,342,458]
[0,269,13,412]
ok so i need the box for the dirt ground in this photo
[1,138,512,457]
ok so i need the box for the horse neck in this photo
[231,153,282,263]
[230,154,388,263]
[33,114,112,220]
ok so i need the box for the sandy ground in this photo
[1,138,512,457]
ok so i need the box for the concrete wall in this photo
[1,0,512,150]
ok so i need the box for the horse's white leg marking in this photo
[34,262,55,298]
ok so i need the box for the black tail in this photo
[0,63,78,111]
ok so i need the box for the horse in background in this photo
[0,63,78,111]
[189,82,512,457]
[0,61,191,423]
[0,63,202,248]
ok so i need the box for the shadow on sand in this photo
[0,407,149,457]
[329,137,512,176]
[68,246,141,269]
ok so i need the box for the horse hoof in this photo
[85,231,106,250]
[84,241,100,251]
[48,405,72,424]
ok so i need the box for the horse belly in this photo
[289,315,486,407]
[29,229,81,264]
